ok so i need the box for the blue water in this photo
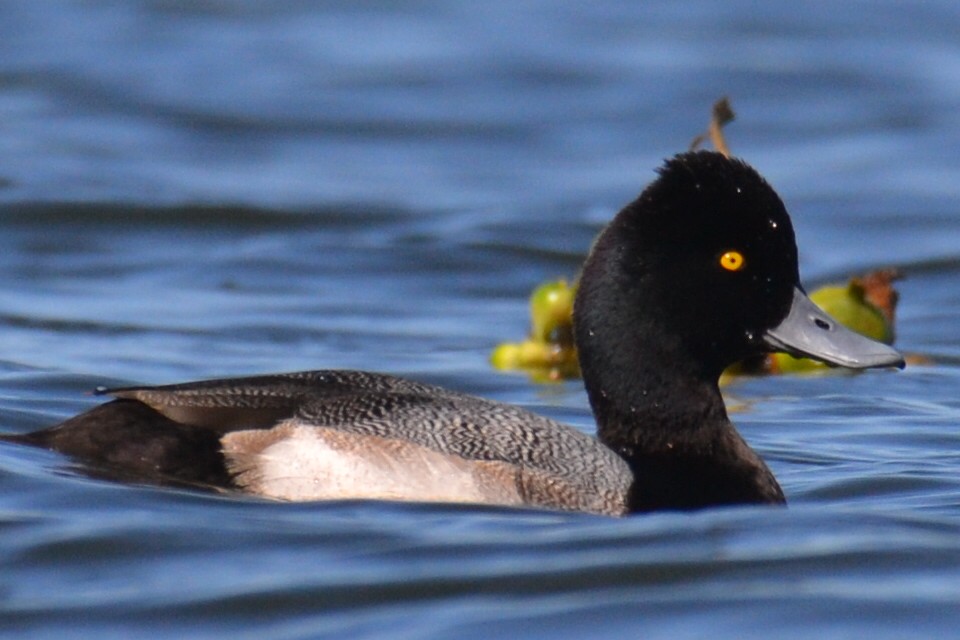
[1,1,960,638]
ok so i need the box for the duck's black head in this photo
[576,152,798,383]
[574,151,903,435]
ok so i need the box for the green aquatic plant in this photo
[490,280,579,381]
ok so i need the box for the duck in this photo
[0,151,904,515]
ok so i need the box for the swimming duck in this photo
[1,151,904,514]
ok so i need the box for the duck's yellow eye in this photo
[719,250,745,272]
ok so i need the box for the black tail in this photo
[1,399,233,490]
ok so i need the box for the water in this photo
[1,1,959,638]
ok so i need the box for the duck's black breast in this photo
[622,432,786,512]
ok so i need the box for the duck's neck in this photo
[576,317,784,511]
[581,331,729,453]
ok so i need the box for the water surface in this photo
[1,2,959,638]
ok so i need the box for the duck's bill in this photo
[763,287,905,370]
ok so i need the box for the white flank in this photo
[222,423,524,505]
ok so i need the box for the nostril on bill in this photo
[813,318,831,330]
